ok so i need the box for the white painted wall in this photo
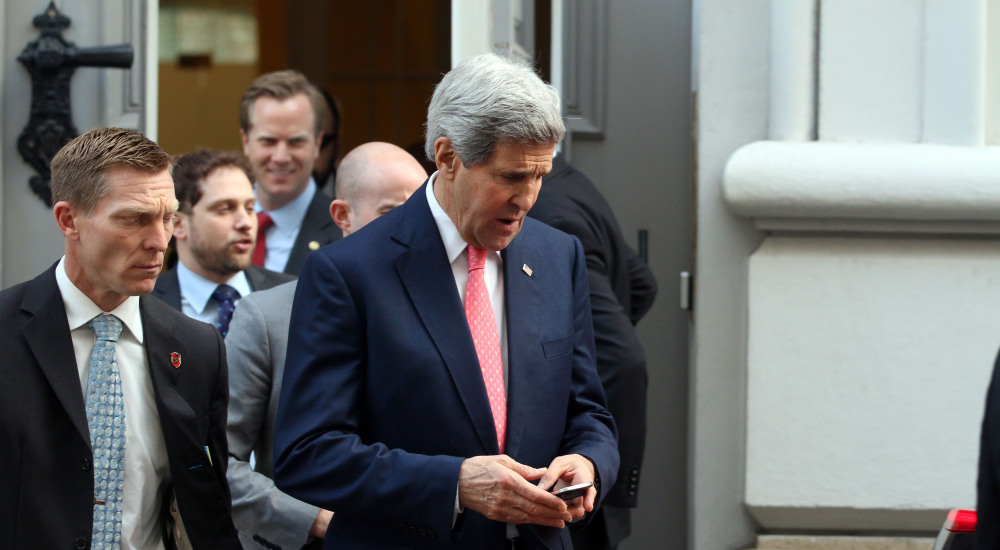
[690,0,767,547]
[701,0,1000,537]
[746,237,998,531]
[450,0,492,66]
[819,0,924,142]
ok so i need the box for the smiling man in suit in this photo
[0,128,240,549]
[240,71,340,275]
[273,53,619,549]
[152,149,293,336]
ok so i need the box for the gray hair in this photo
[424,53,565,167]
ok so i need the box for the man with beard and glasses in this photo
[153,149,293,336]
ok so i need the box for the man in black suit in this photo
[977,350,1000,548]
[152,149,293,333]
[0,127,241,548]
[240,71,340,275]
[529,156,658,550]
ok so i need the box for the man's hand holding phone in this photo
[536,454,597,521]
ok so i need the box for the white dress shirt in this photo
[425,173,509,382]
[56,257,169,550]
[255,178,317,272]
[176,260,252,326]
[427,174,518,537]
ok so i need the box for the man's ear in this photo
[434,137,458,177]
[240,129,250,155]
[54,201,80,240]
[172,211,189,241]
[330,199,351,236]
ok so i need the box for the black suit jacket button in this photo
[74,536,89,549]
[81,458,90,470]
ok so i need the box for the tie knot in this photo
[467,245,488,272]
[212,284,240,303]
[257,211,274,231]
[89,314,123,343]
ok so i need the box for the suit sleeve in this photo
[560,236,621,506]
[625,246,657,325]
[226,295,320,549]
[209,329,233,507]
[976,349,1000,548]
[537,214,640,507]
[273,251,464,537]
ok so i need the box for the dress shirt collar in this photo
[425,172,502,265]
[175,261,252,315]
[55,256,144,343]
[255,177,317,228]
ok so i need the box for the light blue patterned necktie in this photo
[86,314,125,549]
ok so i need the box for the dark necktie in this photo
[252,212,273,267]
[212,284,240,337]
[86,314,125,548]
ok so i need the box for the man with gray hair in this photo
[274,53,619,549]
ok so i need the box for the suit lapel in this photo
[21,268,91,444]
[246,265,264,292]
[391,190,499,453]
[140,296,185,393]
[499,232,544,458]
[287,190,338,274]
[151,268,182,310]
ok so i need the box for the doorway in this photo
[157,0,451,173]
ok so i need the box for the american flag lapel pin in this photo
[171,352,182,368]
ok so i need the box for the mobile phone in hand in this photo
[552,481,594,501]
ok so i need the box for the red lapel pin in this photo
[171,352,182,368]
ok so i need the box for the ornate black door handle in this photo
[17,2,134,206]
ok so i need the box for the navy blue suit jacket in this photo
[273,183,619,549]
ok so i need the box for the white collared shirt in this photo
[255,178,317,272]
[427,174,516,536]
[425,172,509,383]
[175,260,252,327]
[56,257,169,550]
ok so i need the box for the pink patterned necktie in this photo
[465,245,506,453]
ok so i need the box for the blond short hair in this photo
[239,70,325,137]
[50,127,172,214]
